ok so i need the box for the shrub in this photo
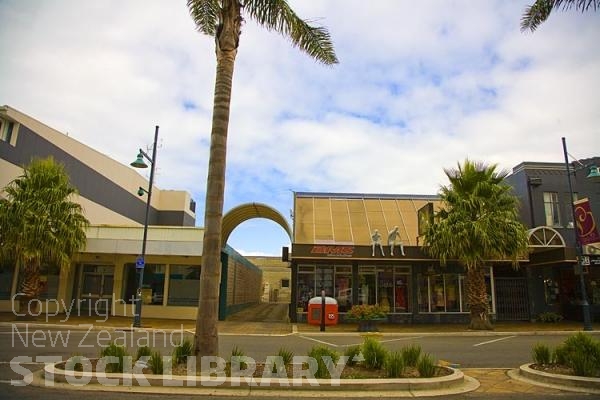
[345,304,387,320]
[536,312,563,323]
[385,351,405,378]
[136,346,152,361]
[532,343,552,365]
[149,351,163,375]
[553,344,568,365]
[307,345,340,379]
[344,345,362,367]
[172,338,193,365]
[65,353,86,372]
[401,344,422,367]
[362,336,387,370]
[561,333,600,377]
[417,354,437,378]
[227,345,248,376]
[277,347,294,365]
[271,347,294,373]
[100,342,129,373]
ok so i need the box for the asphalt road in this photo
[1,324,598,399]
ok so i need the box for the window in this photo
[297,270,316,312]
[543,192,561,226]
[122,263,165,305]
[334,266,352,312]
[167,265,200,306]
[281,279,290,288]
[417,269,493,313]
[0,119,16,144]
[0,259,15,300]
[39,264,61,300]
[359,265,411,312]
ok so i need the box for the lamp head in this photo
[137,187,146,196]
[587,165,600,179]
[130,151,148,169]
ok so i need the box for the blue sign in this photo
[136,256,145,269]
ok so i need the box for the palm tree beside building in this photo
[422,160,529,330]
[0,157,89,318]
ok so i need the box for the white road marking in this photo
[473,335,516,347]
[298,335,338,347]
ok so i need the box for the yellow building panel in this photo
[314,198,331,210]
[347,199,366,213]
[295,223,314,244]
[294,194,441,246]
[367,213,386,229]
[364,199,382,211]
[332,227,353,243]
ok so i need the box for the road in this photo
[0,323,598,399]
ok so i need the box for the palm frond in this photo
[521,0,599,32]
[422,159,529,270]
[187,0,221,37]
[243,0,338,65]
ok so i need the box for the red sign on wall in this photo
[574,198,600,246]
[310,245,354,257]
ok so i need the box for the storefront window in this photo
[123,263,165,305]
[444,274,459,312]
[297,265,315,312]
[0,260,14,300]
[334,266,352,312]
[358,266,411,312]
[316,266,334,297]
[378,268,393,312]
[358,269,376,305]
[544,278,559,305]
[417,269,492,313]
[39,263,60,300]
[168,265,200,306]
[394,274,410,312]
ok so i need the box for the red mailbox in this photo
[307,296,338,326]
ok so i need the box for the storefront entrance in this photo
[72,264,114,313]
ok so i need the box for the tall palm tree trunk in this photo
[466,267,493,330]
[18,263,44,319]
[194,0,240,365]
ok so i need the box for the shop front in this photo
[290,243,495,324]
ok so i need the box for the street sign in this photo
[580,255,591,266]
[136,256,145,269]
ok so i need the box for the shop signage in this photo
[574,198,600,246]
[310,245,354,257]
[582,255,600,266]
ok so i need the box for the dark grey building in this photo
[505,158,600,322]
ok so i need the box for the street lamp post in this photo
[562,137,593,331]
[130,125,159,328]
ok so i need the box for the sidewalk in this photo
[0,311,596,335]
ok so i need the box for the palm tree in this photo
[422,160,529,330]
[0,157,89,318]
[186,0,337,360]
[521,0,599,32]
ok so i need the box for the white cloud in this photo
[1,0,598,256]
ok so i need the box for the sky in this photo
[1,1,599,256]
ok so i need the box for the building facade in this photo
[289,192,504,324]
[506,160,600,322]
[289,168,600,324]
[0,105,262,320]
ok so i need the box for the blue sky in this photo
[1,1,599,256]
